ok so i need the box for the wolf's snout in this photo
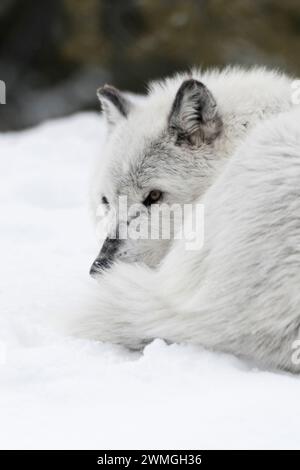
[90,257,112,277]
[89,238,121,277]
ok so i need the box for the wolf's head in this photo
[90,77,223,276]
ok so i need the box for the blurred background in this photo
[0,0,300,131]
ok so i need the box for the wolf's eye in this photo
[143,190,162,206]
[102,196,109,206]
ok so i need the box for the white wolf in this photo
[78,67,300,372]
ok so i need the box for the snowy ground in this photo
[1,113,300,450]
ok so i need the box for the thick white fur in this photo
[91,67,294,220]
[78,68,300,372]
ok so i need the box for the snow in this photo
[1,112,300,450]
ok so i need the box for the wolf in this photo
[80,67,300,372]
[90,67,293,271]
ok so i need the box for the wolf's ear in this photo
[97,85,132,129]
[168,79,222,145]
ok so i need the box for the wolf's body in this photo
[81,67,300,372]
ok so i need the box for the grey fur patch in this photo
[97,84,131,126]
[168,79,223,145]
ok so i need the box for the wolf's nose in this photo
[89,258,112,277]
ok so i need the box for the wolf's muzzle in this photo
[89,257,113,277]
[89,238,121,277]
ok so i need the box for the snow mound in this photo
[1,113,300,450]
